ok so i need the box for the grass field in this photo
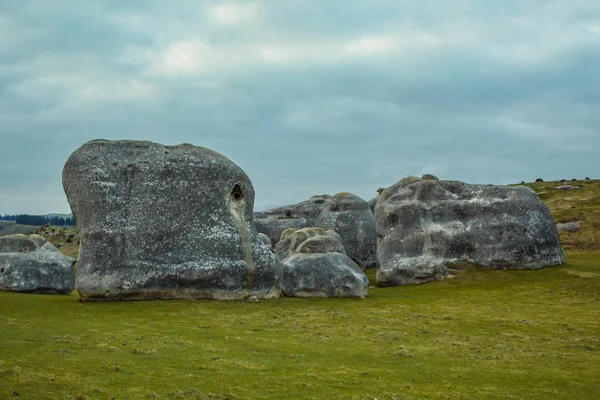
[1,180,598,399]
[1,253,599,400]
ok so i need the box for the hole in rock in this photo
[232,184,243,201]
[0,268,4,273]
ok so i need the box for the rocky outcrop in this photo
[254,195,332,246]
[275,228,368,298]
[0,234,75,294]
[315,193,377,269]
[62,140,282,301]
[375,177,565,286]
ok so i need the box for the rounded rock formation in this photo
[62,140,282,301]
[275,228,368,298]
[375,177,566,286]
[315,193,377,269]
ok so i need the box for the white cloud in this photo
[0,14,41,51]
[207,2,262,26]
[259,42,340,64]
[345,36,396,55]
[586,24,600,34]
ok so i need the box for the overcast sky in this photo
[1,0,599,214]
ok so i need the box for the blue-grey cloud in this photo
[0,0,599,213]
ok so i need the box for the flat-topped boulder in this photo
[275,228,368,298]
[375,177,565,286]
[316,193,377,269]
[62,139,282,301]
[0,234,75,294]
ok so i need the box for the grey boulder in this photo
[254,195,332,246]
[0,234,75,294]
[316,193,377,269]
[275,228,368,298]
[375,177,565,286]
[62,139,282,301]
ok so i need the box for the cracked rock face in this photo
[375,178,566,286]
[63,140,281,301]
[316,193,377,270]
[0,234,75,294]
[275,228,368,298]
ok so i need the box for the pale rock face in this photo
[0,234,75,294]
[275,228,368,298]
[375,178,565,286]
[316,193,377,269]
[62,140,281,301]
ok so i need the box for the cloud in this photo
[0,0,598,214]
[207,2,263,26]
[345,36,396,55]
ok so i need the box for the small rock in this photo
[550,185,581,190]
[556,221,581,232]
[247,296,259,303]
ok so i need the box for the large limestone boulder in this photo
[62,139,282,301]
[0,234,75,294]
[275,228,368,298]
[316,193,377,269]
[375,177,566,286]
[254,195,332,246]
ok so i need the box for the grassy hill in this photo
[517,179,600,252]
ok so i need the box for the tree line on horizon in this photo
[0,214,77,227]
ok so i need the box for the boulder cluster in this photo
[2,139,566,301]
[256,193,377,269]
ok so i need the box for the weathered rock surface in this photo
[316,193,377,269]
[63,139,282,301]
[254,195,332,246]
[375,177,565,286]
[275,228,368,298]
[368,188,386,213]
[0,234,75,294]
[258,233,272,249]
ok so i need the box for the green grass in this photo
[1,253,599,400]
